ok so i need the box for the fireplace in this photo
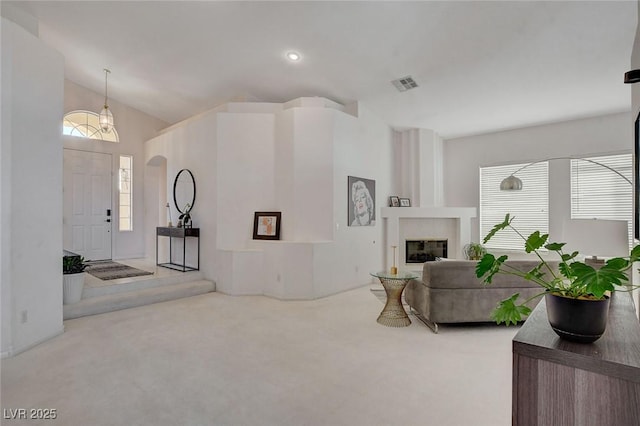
[405,239,448,263]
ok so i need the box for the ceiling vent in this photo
[391,76,418,92]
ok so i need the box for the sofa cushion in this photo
[423,260,558,290]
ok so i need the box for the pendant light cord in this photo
[103,68,110,108]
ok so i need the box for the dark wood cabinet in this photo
[512,292,640,425]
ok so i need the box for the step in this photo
[63,280,215,320]
[82,269,206,298]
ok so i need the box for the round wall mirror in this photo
[173,169,196,213]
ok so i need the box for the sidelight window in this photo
[119,155,133,231]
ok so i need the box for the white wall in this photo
[1,18,64,356]
[146,109,219,279]
[63,81,168,260]
[217,112,276,247]
[443,112,632,243]
[291,108,335,241]
[331,105,394,291]
[145,99,393,298]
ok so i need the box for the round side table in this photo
[370,271,419,327]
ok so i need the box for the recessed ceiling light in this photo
[286,51,301,62]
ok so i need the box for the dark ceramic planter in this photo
[545,293,610,343]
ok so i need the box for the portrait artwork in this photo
[348,176,376,226]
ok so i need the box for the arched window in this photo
[63,110,119,142]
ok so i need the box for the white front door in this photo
[63,149,112,260]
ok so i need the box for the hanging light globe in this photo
[99,105,113,133]
[500,175,523,191]
[99,68,114,133]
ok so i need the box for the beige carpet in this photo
[2,285,518,426]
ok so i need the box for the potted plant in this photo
[475,214,640,343]
[63,255,87,304]
[463,242,487,260]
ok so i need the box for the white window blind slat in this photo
[570,154,632,247]
[480,162,549,250]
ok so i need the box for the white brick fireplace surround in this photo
[381,207,477,273]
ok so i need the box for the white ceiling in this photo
[5,1,638,139]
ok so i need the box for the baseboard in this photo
[111,253,145,261]
[3,327,64,358]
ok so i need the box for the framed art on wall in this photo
[253,212,281,240]
[348,176,375,226]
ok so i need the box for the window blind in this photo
[480,162,549,250]
[570,154,632,246]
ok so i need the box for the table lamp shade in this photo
[561,219,629,258]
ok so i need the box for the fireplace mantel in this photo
[381,207,477,270]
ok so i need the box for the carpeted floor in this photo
[2,286,517,425]
[85,260,153,280]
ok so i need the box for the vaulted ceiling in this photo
[5,1,638,138]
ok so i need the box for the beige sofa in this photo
[405,259,557,333]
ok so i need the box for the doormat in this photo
[85,260,153,281]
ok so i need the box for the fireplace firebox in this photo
[405,239,448,263]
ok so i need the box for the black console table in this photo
[156,227,200,272]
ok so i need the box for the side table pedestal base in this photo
[376,278,411,327]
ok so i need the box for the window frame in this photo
[63,110,119,142]
[118,155,133,232]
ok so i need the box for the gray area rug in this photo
[85,260,153,280]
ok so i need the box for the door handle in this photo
[105,219,111,222]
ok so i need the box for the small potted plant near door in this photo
[63,255,87,304]
[475,214,640,343]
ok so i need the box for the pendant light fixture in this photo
[99,68,114,133]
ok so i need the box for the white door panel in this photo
[63,149,112,260]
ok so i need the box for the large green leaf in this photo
[571,262,628,298]
[545,242,565,251]
[630,245,640,263]
[483,214,512,244]
[525,231,548,253]
[475,254,508,283]
[560,251,579,262]
[490,293,532,326]
[605,257,629,270]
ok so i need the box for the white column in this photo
[396,128,444,207]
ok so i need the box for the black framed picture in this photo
[399,198,411,207]
[348,176,375,226]
[389,196,400,207]
[253,212,281,240]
